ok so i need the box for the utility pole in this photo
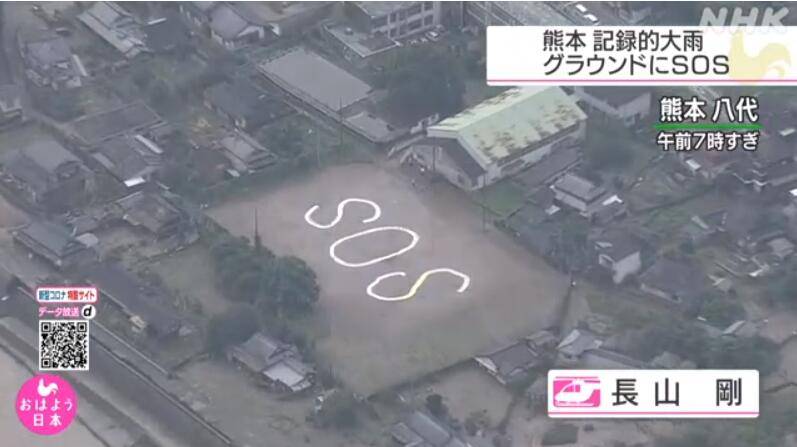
[481,177,487,233]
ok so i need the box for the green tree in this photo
[706,336,779,375]
[265,256,320,315]
[698,294,746,327]
[386,48,465,118]
[425,393,447,418]
[206,304,259,354]
[268,123,304,157]
[767,274,797,308]
[316,391,358,429]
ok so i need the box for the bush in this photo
[316,391,358,429]
[205,304,259,354]
[541,423,579,446]
[425,394,448,418]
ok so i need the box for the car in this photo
[574,3,588,14]
[584,13,600,24]
[426,30,440,41]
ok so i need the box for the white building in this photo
[550,173,608,217]
[572,86,651,127]
[411,87,586,191]
[348,2,441,40]
[592,230,642,284]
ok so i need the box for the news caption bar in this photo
[488,26,797,86]
[548,369,759,418]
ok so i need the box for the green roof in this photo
[429,87,586,165]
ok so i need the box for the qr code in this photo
[39,320,89,371]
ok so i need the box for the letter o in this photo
[329,226,420,268]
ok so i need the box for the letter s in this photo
[366,268,471,302]
[304,198,381,229]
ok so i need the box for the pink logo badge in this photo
[15,374,78,435]
[553,376,601,407]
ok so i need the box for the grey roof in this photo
[94,134,161,182]
[230,332,288,372]
[219,130,274,162]
[204,77,292,127]
[72,102,162,145]
[2,138,82,194]
[0,84,23,112]
[421,137,486,181]
[16,221,85,257]
[259,48,372,112]
[640,258,708,299]
[553,173,606,201]
[581,348,648,369]
[24,34,72,65]
[208,4,251,40]
[580,86,651,108]
[82,262,181,337]
[353,1,413,18]
[492,1,572,25]
[476,340,541,382]
[143,16,189,52]
[391,411,467,447]
[514,145,581,190]
[115,190,182,234]
[557,329,602,358]
[593,230,642,261]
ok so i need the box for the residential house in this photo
[72,102,165,146]
[572,86,652,127]
[345,2,441,40]
[204,77,293,131]
[556,329,647,369]
[181,2,332,39]
[390,411,468,447]
[17,31,83,89]
[113,190,193,239]
[217,130,277,173]
[411,87,587,191]
[0,84,24,127]
[730,134,797,193]
[462,1,571,27]
[82,262,182,338]
[1,137,90,208]
[78,1,149,58]
[639,258,709,305]
[322,21,401,69]
[551,173,617,218]
[12,221,95,269]
[606,1,653,23]
[681,209,727,246]
[143,15,190,53]
[93,134,163,186]
[228,2,334,37]
[227,332,315,393]
[556,329,602,364]
[474,330,556,385]
[207,3,267,50]
[591,230,642,284]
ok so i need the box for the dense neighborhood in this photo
[0,2,796,447]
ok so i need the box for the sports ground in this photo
[209,163,567,395]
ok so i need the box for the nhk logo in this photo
[701,6,789,27]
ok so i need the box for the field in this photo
[208,163,568,395]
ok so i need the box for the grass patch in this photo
[475,180,527,218]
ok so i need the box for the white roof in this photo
[428,87,585,167]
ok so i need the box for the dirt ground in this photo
[208,163,567,395]
[400,364,513,426]
[180,358,377,447]
[0,196,27,229]
[150,244,231,317]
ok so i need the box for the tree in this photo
[386,48,465,118]
[265,256,320,315]
[267,123,304,158]
[584,121,633,171]
[706,336,779,375]
[698,295,745,327]
[425,393,448,418]
[767,274,797,308]
[316,391,358,429]
[206,304,259,354]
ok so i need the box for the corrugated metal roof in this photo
[428,87,585,165]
